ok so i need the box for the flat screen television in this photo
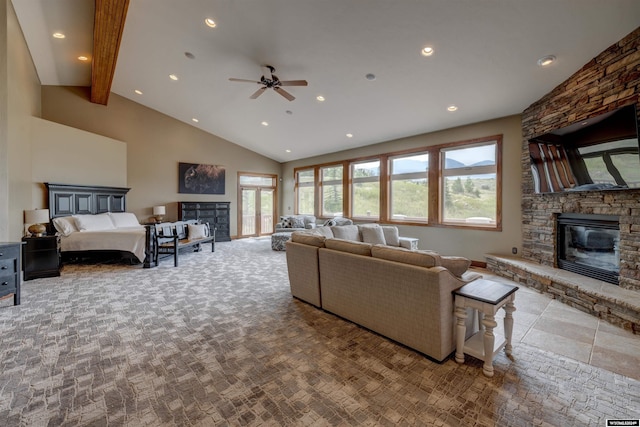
[529,103,640,193]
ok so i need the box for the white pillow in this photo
[73,214,116,232]
[188,223,209,239]
[360,225,386,245]
[52,216,78,237]
[109,212,140,228]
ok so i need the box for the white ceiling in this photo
[11,0,640,162]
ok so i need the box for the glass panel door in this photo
[241,188,257,236]
[260,189,274,235]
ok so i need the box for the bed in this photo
[46,183,157,268]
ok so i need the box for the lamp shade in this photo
[153,206,166,216]
[25,209,50,225]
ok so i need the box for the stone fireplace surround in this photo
[487,27,640,334]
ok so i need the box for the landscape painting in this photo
[178,162,226,194]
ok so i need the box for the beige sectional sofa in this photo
[285,228,481,362]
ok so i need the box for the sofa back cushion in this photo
[381,226,400,247]
[440,256,472,277]
[313,226,334,238]
[325,238,372,256]
[330,225,361,241]
[358,224,386,245]
[371,245,442,268]
[291,231,326,247]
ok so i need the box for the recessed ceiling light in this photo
[52,32,65,39]
[537,55,556,67]
[77,56,89,61]
[421,46,434,57]
[365,73,376,81]
[447,105,458,112]
[261,121,269,126]
[134,89,143,95]
[316,95,325,102]
[205,18,216,28]
[169,74,178,81]
[285,149,292,153]
[192,118,199,123]
[346,133,353,138]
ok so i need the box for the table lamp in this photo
[153,206,166,223]
[25,209,50,237]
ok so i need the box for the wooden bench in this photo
[154,220,215,267]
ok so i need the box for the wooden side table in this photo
[454,279,518,377]
[22,235,61,281]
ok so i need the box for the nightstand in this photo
[22,235,61,281]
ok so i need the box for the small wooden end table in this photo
[454,279,518,377]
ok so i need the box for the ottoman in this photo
[271,232,291,251]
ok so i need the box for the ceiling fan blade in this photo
[274,87,295,101]
[262,65,274,80]
[279,80,308,87]
[229,78,261,84]
[249,87,267,99]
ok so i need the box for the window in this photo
[389,153,429,222]
[296,169,315,215]
[441,140,498,226]
[320,165,343,217]
[351,160,380,219]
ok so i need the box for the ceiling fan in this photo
[229,65,308,101]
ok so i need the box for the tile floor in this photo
[477,268,640,381]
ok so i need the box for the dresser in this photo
[179,202,231,241]
[22,236,61,281]
[0,242,24,306]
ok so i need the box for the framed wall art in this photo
[178,162,226,194]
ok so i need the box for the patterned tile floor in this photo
[0,238,638,426]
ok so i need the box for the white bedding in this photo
[59,226,147,262]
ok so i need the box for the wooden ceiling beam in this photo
[90,0,130,105]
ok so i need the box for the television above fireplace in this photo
[529,103,640,194]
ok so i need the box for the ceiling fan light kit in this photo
[229,65,308,101]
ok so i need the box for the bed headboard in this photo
[46,183,131,219]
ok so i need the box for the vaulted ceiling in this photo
[12,0,640,162]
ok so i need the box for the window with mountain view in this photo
[351,160,380,219]
[390,152,429,222]
[321,165,343,217]
[441,140,498,226]
[296,169,315,215]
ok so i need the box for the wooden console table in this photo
[454,279,518,377]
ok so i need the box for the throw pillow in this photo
[323,218,337,226]
[281,217,293,228]
[291,216,306,228]
[313,226,334,238]
[188,223,209,239]
[440,256,471,277]
[330,225,360,241]
[108,212,141,228]
[359,225,386,245]
[381,226,400,247]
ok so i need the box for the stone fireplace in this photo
[487,27,640,333]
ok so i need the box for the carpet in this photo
[0,238,637,426]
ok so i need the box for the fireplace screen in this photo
[557,214,619,285]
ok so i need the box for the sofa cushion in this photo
[359,224,386,245]
[330,225,361,241]
[325,238,372,256]
[381,226,400,247]
[291,216,306,228]
[440,256,472,277]
[313,226,334,238]
[371,245,442,268]
[303,216,317,229]
[291,231,326,247]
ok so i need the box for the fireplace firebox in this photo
[556,213,620,285]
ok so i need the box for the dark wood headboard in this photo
[46,183,131,219]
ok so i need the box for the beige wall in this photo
[2,0,42,241]
[40,86,282,236]
[281,115,523,262]
[31,117,127,206]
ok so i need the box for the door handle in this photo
[1,282,8,286]
[1,266,7,270]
